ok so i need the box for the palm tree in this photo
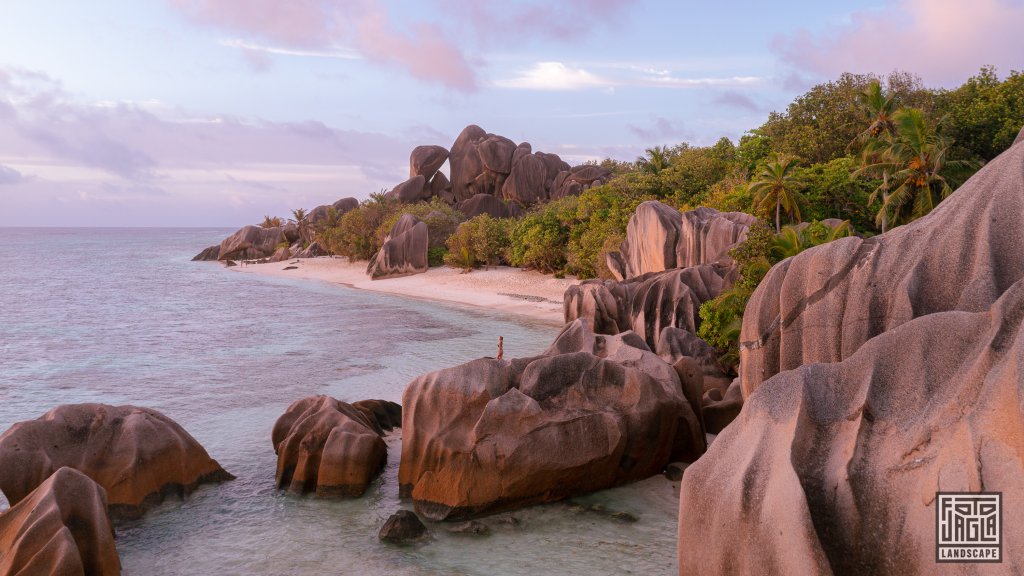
[749,155,807,233]
[636,146,671,175]
[853,80,899,233]
[260,215,282,228]
[856,108,975,227]
[290,208,309,243]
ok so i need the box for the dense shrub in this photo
[505,198,576,273]
[444,214,511,270]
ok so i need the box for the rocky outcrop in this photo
[385,175,428,204]
[410,145,449,179]
[366,214,429,280]
[192,245,220,261]
[607,202,756,280]
[272,396,400,497]
[399,319,701,521]
[739,134,1024,398]
[0,467,121,576]
[679,279,1024,575]
[333,197,359,214]
[269,246,292,263]
[0,404,233,519]
[297,241,328,258]
[564,264,735,349]
[550,165,612,200]
[217,225,285,261]
[502,154,548,205]
[457,193,513,219]
[379,510,427,543]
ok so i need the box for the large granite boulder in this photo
[564,264,735,349]
[0,467,121,576]
[478,135,516,174]
[366,214,429,280]
[297,241,328,258]
[457,193,513,219]
[399,319,701,520]
[385,175,428,204]
[429,172,451,201]
[502,153,548,206]
[333,197,359,214]
[410,145,449,179]
[739,132,1024,398]
[607,202,756,280]
[449,125,488,202]
[679,279,1024,575]
[217,225,285,261]
[192,245,220,261]
[0,404,233,519]
[1016,123,1024,145]
[272,396,399,497]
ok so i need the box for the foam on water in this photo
[0,228,680,575]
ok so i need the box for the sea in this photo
[0,228,680,576]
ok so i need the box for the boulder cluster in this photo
[677,130,1024,574]
[194,124,611,280]
[0,404,233,575]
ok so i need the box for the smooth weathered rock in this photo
[449,125,488,202]
[1015,123,1024,145]
[701,378,742,434]
[379,510,427,543]
[352,399,403,432]
[680,279,1024,575]
[0,467,121,576]
[609,202,755,280]
[0,404,233,519]
[478,135,516,174]
[385,175,428,204]
[502,154,548,205]
[457,193,512,219]
[410,145,449,179]
[218,225,284,261]
[268,246,292,263]
[366,214,429,280]
[564,264,735,350]
[740,135,1024,398]
[333,197,359,214]
[297,241,328,258]
[272,396,393,497]
[192,245,220,261]
[399,319,699,520]
[447,520,489,536]
[428,172,450,201]
[664,462,687,482]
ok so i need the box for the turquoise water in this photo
[0,228,679,576]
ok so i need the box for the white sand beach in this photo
[232,257,578,324]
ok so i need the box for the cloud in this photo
[711,90,760,112]
[494,62,613,91]
[171,0,477,90]
[218,39,361,60]
[773,0,1024,86]
[627,116,691,143]
[436,0,639,45]
[0,164,22,185]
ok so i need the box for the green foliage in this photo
[795,157,877,231]
[937,66,1024,162]
[749,155,807,232]
[427,247,447,267]
[564,182,654,279]
[770,221,852,260]
[326,195,399,260]
[443,214,511,270]
[505,198,576,273]
[260,215,283,228]
[375,198,464,250]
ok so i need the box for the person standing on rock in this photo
[497,336,503,360]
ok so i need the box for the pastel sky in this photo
[1,0,1021,226]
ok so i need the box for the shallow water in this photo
[0,228,680,576]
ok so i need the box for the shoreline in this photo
[230,257,578,325]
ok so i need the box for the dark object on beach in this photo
[283,266,298,270]
[379,510,427,543]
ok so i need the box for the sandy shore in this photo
[231,257,578,324]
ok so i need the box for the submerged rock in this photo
[379,510,428,543]
[0,467,121,576]
[399,319,700,520]
[366,214,429,280]
[0,403,233,519]
[272,396,398,498]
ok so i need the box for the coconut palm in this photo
[853,80,900,232]
[260,215,282,228]
[856,108,976,227]
[749,155,807,233]
[290,208,310,242]
[636,146,671,175]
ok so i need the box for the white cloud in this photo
[218,38,362,60]
[493,62,614,91]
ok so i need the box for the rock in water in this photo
[679,280,1024,575]
[0,404,233,519]
[410,145,449,179]
[366,214,429,279]
[379,510,427,543]
[192,245,220,261]
[399,319,701,520]
[740,132,1024,398]
[0,467,121,576]
[272,396,397,497]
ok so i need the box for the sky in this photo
[1,0,1021,226]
